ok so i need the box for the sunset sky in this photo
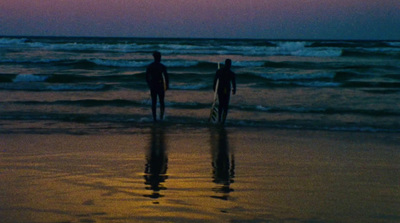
[1,0,399,39]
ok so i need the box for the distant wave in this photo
[91,59,203,68]
[0,37,29,45]
[291,81,341,87]
[1,37,344,58]
[0,58,64,64]
[343,81,400,88]
[90,58,149,67]
[3,56,396,74]
[0,57,203,69]
[270,41,343,57]
[249,105,400,117]
[310,40,397,48]
[261,60,392,70]
[13,74,48,82]
[6,73,138,84]
[388,42,400,47]
[251,72,336,81]
[0,37,148,52]
[233,61,265,67]
[342,48,400,58]
[2,76,110,91]
[46,84,109,91]
[218,41,343,57]
[170,84,209,90]
[2,37,399,59]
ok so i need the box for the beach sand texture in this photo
[1,126,399,223]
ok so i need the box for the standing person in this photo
[213,59,236,124]
[146,51,169,122]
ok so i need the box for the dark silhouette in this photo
[213,59,236,124]
[146,51,169,122]
[210,127,235,200]
[144,126,168,199]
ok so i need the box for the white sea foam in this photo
[256,105,271,111]
[23,41,152,53]
[271,42,342,57]
[159,44,205,51]
[222,41,342,57]
[275,41,310,52]
[47,43,139,52]
[223,45,271,56]
[293,48,342,57]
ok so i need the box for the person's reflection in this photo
[210,127,235,200]
[144,125,168,199]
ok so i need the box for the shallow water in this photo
[1,126,399,222]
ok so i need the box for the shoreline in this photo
[1,118,399,135]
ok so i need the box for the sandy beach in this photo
[1,126,399,223]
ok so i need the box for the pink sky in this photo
[1,0,399,39]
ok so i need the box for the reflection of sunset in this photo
[144,126,168,199]
[210,127,235,200]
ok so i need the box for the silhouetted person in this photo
[213,59,236,124]
[144,126,168,199]
[146,51,169,122]
[210,127,235,200]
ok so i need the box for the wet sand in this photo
[0,126,399,223]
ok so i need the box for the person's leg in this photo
[218,93,224,123]
[159,90,165,120]
[221,94,230,124]
[151,90,157,121]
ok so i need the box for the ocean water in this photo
[1,36,399,134]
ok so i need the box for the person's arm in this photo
[163,65,169,90]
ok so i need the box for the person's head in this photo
[224,59,232,69]
[153,51,161,62]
